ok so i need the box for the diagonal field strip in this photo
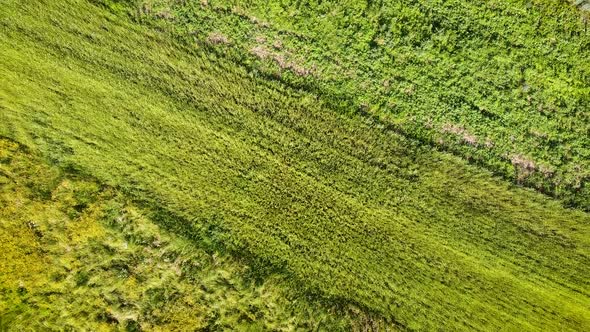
[1,1,589,330]
[138,0,590,209]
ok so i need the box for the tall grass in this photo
[1,0,589,330]
[138,0,590,209]
[0,139,354,330]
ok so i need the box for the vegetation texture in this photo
[138,0,590,209]
[0,0,589,331]
[0,140,358,330]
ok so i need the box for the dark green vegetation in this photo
[0,139,355,330]
[139,0,590,209]
[1,0,589,331]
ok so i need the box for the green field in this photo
[0,139,352,330]
[137,0,590,209]
[1,0,589,331]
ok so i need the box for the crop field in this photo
[1,0,589,331]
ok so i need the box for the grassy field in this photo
[137,0,590,209]
[1,0,589,330]
[0,139,354,331]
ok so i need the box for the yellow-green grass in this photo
[0,139,357,331]
[1,1,589,330]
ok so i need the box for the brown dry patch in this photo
[273,39,283,49]
[290,63,312,76]
[529,129,548,139]
[511,154,536,171]
[207,32,230,45]
[403,85,415,96]
[511,154,537,182]
[441,123,464,135]
[462,133,477,146]
[155,10,174,20]
[440,123,479,146]
[274,53,287,69]
[139,2,152,15]
[251,45,271,59]
[250,45,313,77]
